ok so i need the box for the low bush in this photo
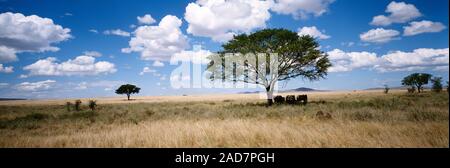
[88,100,97,111]
[75,100,82,111]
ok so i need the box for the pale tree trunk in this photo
[265,78,277,106]
[266,86,273,106]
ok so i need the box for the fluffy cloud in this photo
[375,48,449,72]
[403,20,446,36]
[327,49,379,72]
[139,67,156,75]
[297,26,330,39]
[122,15,189,61]
[23,55,117,76]
[15,80,56,92]
[83,51,102,57]
[184,0,272,42]
[75,80,124,90]
[0,64,13,73]
[0,46,17,62]
[0,12,71,62]
[370,1,421,26]
[271,0,335,19]
[360,28,400,43]
[103,29,130,37]
[171,45,213,64]
[137,14,156,25]
[153,60,165,67]
[89,29,99,34]
[327,48,449,73]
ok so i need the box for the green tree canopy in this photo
[115,84,141,100]
[401,73,432,93]
[431,77,443,92]
[206,28,331,105]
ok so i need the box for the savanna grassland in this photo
[0,90,448,147]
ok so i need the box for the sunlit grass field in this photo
[0,90,448,147]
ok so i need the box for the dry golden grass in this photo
[0,89,404,106]
[0,90,448,148]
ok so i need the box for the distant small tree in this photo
[384,85,390,94]
[88,100,97,111]
[401,73,432,93]
[66,102,72,112]
[74,100,82,111]
[115,84,141,100]
[431,77,443,93]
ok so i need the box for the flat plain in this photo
[0,90,448,147]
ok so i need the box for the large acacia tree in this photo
[206,29,331,105]
[401,73,432,93]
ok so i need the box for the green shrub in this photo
[384,85,390,94]
[66,102,72,112]
[75,100,82,111]
[431,77,443,93]
[88,100,97,111]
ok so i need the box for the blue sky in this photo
[0,0,448,99]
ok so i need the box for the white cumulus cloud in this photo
[0,12,71,62]
[0,64,13,73]
[137,14,156,25]
[83,51,102,57]
[403,20,446,36]
[360,28,400,43]
[89,29,99,34]
[23,54,117,76]
[327,49,379,72]
[103,29,130,37]
[0,45,17,62]
[122,15,189,61]
[184,0,272,42]
[171,45,213,65]
[15,80,56,92]
[297,26,330,39]
[327,48,449,73]
[153,60,165,67]
[74,80,124,91]
[271,0,335,19]
[375,48,449,72]
[139,67,157,75]
[370,1,422,26]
